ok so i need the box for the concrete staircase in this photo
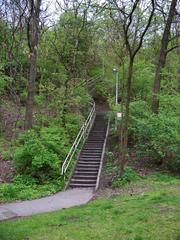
[69,113,108,188]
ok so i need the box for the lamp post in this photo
[113,68,118,105]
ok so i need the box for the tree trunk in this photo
[151,0,177,113]
[119,57,134,176]
[24,0,41,130]
[25,51,37,129]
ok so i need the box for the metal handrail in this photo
[61,101,96,175]
[75,75,102,89]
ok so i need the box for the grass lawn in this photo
[0,173,180,240]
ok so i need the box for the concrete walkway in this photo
[0,188,93,221]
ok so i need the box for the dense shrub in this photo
[112,167,140,188]
[14,130,60,183]
[0,174,64,202]
[14,113,82,183]
[129,98,180,172]
[63,113,83,139]
[41,125,70,157]
[159,94,180,116]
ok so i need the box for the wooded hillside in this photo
[0,0,179,202]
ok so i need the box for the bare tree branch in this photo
[166,44,180,54]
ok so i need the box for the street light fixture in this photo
[113,68,118,105]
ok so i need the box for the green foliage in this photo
[119,58,154,100]
[159,94,180,116]
[0,175,64,202]
[107,97,121,121]
[145,172,180,184]
[14,130,60,183]
[41,125,69,156]
[129,99,180,171]
[13,111,82,184]
[34,95,44,107]
[105,151,115,175]
[95,77,113,98]
[72,85,92,114]
[112,167,140,188]
[1,111,83,202]
[161,52,180,94]
[63,113,83,139]
[0,65,12,95]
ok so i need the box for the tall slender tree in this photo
[151,0,178,113]
[109,0,155,175]
[25,0,42,129]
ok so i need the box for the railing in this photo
[74,75,101,91]
[61,101,96,176]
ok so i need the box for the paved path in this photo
[0,188,93,221]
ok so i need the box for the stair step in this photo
[85,143,103,145]
[91,132,105,134]
[80,153,101,156]
[89,134,104,136]
[78,158,101,163]
[88,135,105,138]
[80,151,102,154]
[77,161,100,164]
[87,137,104,139]
[71,178,96,182]
[87,139,104,141]
[78,162,100,165]
[69,183,95,188]
[79,155,101,158]
[84,146,103,149]
[78,160,101,163]
[84,143,103,145]
[80,152,102,155]
[90,131,104,133]
[82,148,102,150]
[88,138,104,140]
[78,158,101,161]
[74,170,98,175]
[81,151,102,157]
[75,167,99,171]
[77,164,99,168]
[73,175,97,179]
[70,180,96,185]
[86,139,104,141]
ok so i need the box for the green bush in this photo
[112,167,140,188]
[0,175,65,202]
[14,130,60,183]
[129,99,180,172]
[72,85,92,114]
[0,64,12,95]
[64,113,83,140]
[41,125,70,156]
[159,94,180,116]
[13,112,83,184]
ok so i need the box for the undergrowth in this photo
[112,166,140,188]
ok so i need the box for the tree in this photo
[109,0,155,175]
[25,0,42,129]
[151,0,178,113]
